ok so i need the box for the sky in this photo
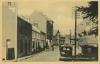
[15,0,89,35]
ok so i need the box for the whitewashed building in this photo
[2,1,17,60]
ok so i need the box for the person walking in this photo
[51,45,54,51]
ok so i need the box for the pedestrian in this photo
[51,45,54,51]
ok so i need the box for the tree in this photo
[78,1,98,24]
[77,1,98,36]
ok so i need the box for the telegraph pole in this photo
[74,7,77,57]
[72,6,80,58]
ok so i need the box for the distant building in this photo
[30,11,54,43]
[53,30,61,45]
[65,35,70,44]
[60,36,65,45]
[47,20,53,42]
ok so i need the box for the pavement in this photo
[18,46,60,62]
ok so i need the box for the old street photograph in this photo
[2,0,98,62]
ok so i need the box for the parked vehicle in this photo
[59,44,73,61]
[59,44,72,57]
[80,44,98,60]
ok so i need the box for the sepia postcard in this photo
[0,0,99,64]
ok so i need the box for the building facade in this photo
[32,26,46,53]
[2,2,17,60]
[17,17,32,58]
[30,11,54,47]
[2,2,32,60]
[40,31,46,50]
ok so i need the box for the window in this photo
[6,39,11,45]
[8,2,11,6]
[34,23,38,27]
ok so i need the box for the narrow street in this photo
[2,1,98,62]
[19,46,60,62]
